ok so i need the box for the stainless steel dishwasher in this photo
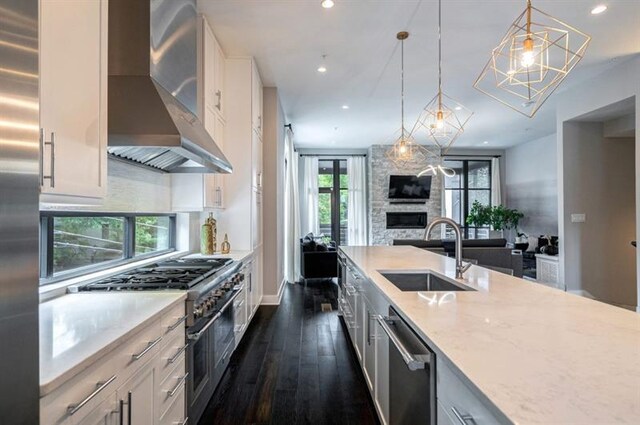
[378,306,436,425]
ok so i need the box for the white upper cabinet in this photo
[39,0,108,204]
[200,15,225,120]
[251,60,263,139]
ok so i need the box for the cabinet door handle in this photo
[127,391,132,424]
[42,131,55,188]
[168,343,189,364]
[168,315,187,332]
[451,406,477,425]
[67,374,117,415]
[215,90,222,110]
[168,373,189,397]
[39,128,44,186]
[132,336,162,361]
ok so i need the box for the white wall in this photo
[556,55,640,310]
[562,122,636,307]
[262,87,286,302]
[505,134,558,236]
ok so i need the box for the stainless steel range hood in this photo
[107,0,231,174]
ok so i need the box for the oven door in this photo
[186,316,215,423]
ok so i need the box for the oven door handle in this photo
[187,289,242,341]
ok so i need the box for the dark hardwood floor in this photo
[197,280,380,425]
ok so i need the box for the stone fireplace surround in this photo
[368,145,443,246]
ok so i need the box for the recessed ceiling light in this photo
[591,4,607,14]
[454,106,462,111]
[483,141,489,145]
[342,105,349,110]
[321,0,334,9]
[317,66,327,73]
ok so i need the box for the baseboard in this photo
[568,290,638,312]
[261,279,286,305]
[567,289,596,299]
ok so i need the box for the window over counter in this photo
[443,159,492,239]
[40,212,176,283]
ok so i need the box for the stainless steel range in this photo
[73,256,245,424]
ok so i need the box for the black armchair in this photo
[300,236,338,282]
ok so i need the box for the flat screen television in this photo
[388,175,432,200]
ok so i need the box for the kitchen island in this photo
[339,245,640,424]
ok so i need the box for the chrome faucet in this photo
[425,217,472,279]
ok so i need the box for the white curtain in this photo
[491,157,502,206]
[347,156,368,245]
[283,129,301,283]
[302,156,319,235]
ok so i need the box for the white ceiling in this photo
[198,0,640,149]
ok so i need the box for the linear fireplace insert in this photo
[386,212,428,229]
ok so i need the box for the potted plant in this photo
[466,201,524,239]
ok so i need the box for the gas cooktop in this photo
[77,258,233,291]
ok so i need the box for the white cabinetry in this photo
[251,61,263,139]
[437,357,505,425]
[116,364,155,425]
[220,57,263,309]
[171,15,227,212]
[39,0,108,204]
[41,303,187,425]
[536,254,561,288]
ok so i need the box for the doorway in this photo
[318,159,348,245]
[562,97,637,310]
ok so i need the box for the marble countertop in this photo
[185,250,254,263]
[40,292,185,396]
[340,245,640,424]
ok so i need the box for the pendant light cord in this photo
[401,37,405,135]
[438,0,442,109]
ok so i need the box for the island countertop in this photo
[40,292,185,397]
[340,245,640,424]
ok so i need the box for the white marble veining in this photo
[40,292,185,396]
[341,246,640,424]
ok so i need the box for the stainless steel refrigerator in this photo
[0,0,40,423]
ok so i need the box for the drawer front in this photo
[158,357,187,419]
[161,302,187,339]
[41,320,162,425]
[437,358,505,425]
[156,331,187,385]
[41,362,119,425]
[159,384,186,425]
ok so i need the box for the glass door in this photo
[318,159,348,245]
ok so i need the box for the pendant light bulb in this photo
[399,140,407,154]
[436,110,445,129]
[521,37,535,67]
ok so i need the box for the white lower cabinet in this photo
[340,255,503,425]
[116,364,155,425]
[436,357,505,425]
[41,304,187,425]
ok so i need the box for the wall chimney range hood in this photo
[107,0,232,174]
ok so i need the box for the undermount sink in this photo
[379,270,475,292]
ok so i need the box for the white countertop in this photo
[39,292,185,396]
[340,246,640,424]
[185,250,254,263]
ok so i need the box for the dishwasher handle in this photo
[377,316,430,371]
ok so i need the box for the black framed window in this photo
[40,212,176,283]
[318,159,348,245]
[443,159,492,239]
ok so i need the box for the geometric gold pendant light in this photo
[473,0,591,118]
[411,0,473,154]
[386,32,431,168]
